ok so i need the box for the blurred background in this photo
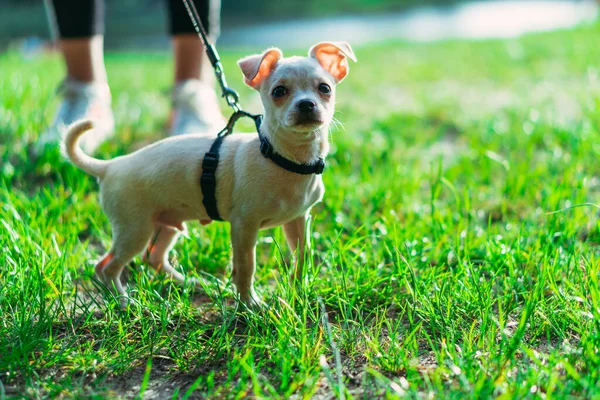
[1,0,598,52]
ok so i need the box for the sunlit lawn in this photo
[1,22,600,398]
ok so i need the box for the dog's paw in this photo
[118,294,132,309]
[240,292,265,311]
[183,277,202,290]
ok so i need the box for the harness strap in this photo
[200,111,262,221]
[200,135,226,221]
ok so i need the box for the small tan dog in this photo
[64,42,356,307]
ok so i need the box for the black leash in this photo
[181,0,241,112]
[182,0,326,221]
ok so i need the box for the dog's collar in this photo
[255,116,325,175]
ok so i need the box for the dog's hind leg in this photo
[95,252,114,276]
[144,223,197,287]
[97,219,154,303]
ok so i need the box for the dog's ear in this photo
[238,48,283,89]
[309,42,357,83]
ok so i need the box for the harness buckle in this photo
[200,172,216,188]
[223,88,241,112]
[202,152,219,170]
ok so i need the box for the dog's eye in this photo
[318,83,331,94]
[272,86,287,98]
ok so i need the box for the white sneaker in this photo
[170,79,226,136]
[39,79,114,154]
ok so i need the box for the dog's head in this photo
[238,42,356,134]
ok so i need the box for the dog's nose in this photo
[298,100,316,112]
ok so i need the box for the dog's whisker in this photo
[330,117,344,132]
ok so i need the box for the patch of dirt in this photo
[102,358,227,399]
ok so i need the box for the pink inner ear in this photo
[239,54,262,85]
[255,59,276,85]
[239,49,282,88]
[311,44,351,83]
[252,51,281,87]
[330,58,349,82]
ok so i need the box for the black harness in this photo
[200,111,326,221]
[179,0,324,222]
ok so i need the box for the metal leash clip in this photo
[216,110,261,137]
[204,43,241,113]
[217,111,242,137]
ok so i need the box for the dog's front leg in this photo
[283,214,308,281]
[230,218,262,307]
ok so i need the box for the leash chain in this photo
[181,0,241,113]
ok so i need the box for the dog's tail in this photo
[62,119,109,178]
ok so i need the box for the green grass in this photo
[2,23,600,398]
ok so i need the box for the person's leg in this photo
[172,34,203,82]
[168,0,217,82]
[41,0,113,153]
[167,0,224,135]
[59,36,107,83]
[51,0,107,82]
